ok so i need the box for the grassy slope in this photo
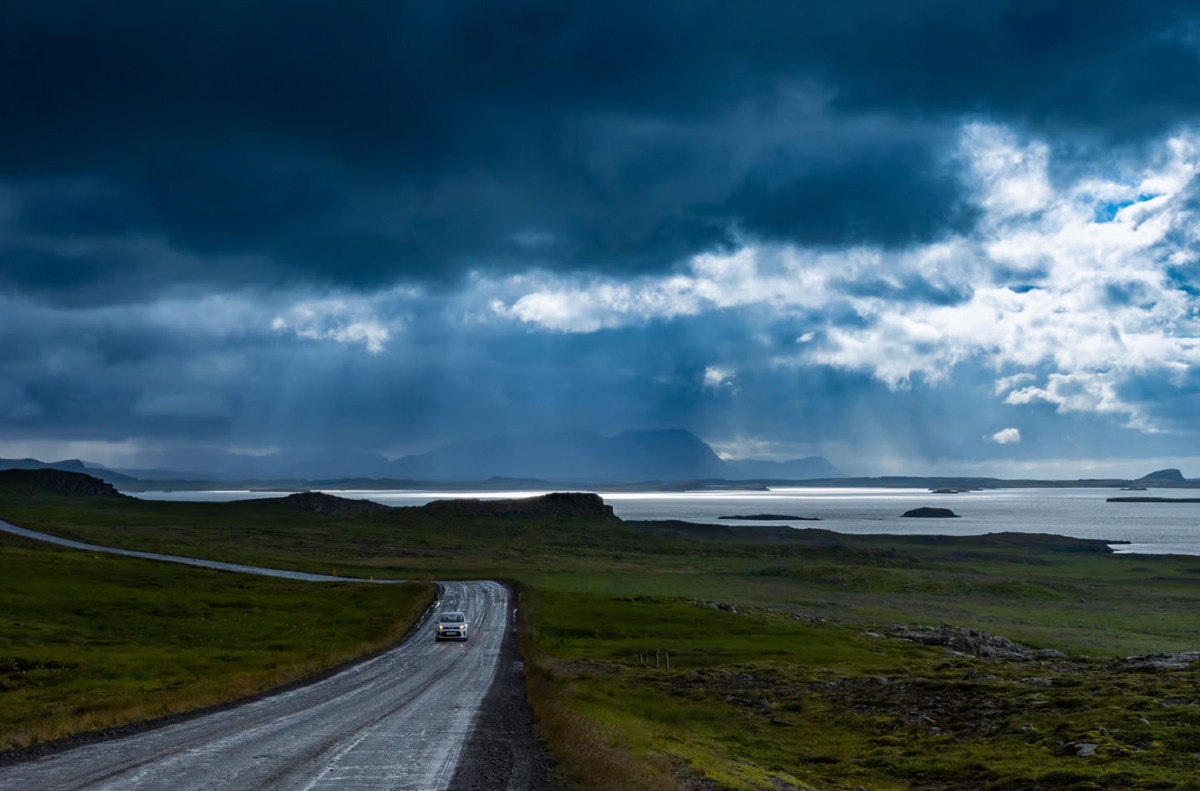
[3,486,1200,788]
[523,589,1200,791]
[514,535,1200,790]
[0,531,433,752]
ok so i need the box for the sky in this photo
[3,0,1200,477]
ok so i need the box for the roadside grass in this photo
[0,532,433,752]
[522,589,1200,791]
[519,546,1200,657]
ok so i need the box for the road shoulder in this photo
[449,590,565,791]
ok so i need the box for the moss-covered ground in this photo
[522,590,1200,791]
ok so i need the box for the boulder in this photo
[1125,652,1200,672]
[890,624,1035,659]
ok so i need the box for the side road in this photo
[0,518,394,582]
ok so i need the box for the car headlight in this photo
[437,624,444,630]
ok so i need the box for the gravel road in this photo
[0,579,509,790]
[0,519,388,582]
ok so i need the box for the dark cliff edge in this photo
[419,492,618,520]
[0,468,129,499]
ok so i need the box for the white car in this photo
[434,611,468,641]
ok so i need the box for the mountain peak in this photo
[1137,468,1185,482]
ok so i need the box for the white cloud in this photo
[493,246,875,332]
[273,299,392,353]
[702,366,739,394]
[988,427,1021,444]
[489,123,1200,431]
[960,123,1053,217]
[993,373,1035,395]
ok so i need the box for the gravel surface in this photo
[0,581,508,790]
[449,596,566,791]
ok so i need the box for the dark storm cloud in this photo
[719,139,976,247]
[4,0,1200,302]
[2,284,1198,473]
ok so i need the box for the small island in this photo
[1107,496,1200,503]
[901,506,960,518]
[718,514,821,521]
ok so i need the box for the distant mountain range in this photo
[2,452,1196,493]
[0,457,141,486]
[386,429,841,482]
[0,430,845,485]
[722,457,846,480]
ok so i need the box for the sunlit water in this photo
[130,487,1200,555]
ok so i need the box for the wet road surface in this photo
[0,518,510,790]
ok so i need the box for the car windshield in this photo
[439,613,465,623]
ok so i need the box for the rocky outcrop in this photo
[0,469,127,499]
[901,506,959,518]
[890,625,1042,659]
[419,492,617,520]
[1124,652,1200,672]
[280,491,392,516]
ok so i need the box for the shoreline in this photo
[116,487,1196,557]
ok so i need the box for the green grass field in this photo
[522,588,1200,791]
[2,479,1199,788]
[0,531,432,752]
